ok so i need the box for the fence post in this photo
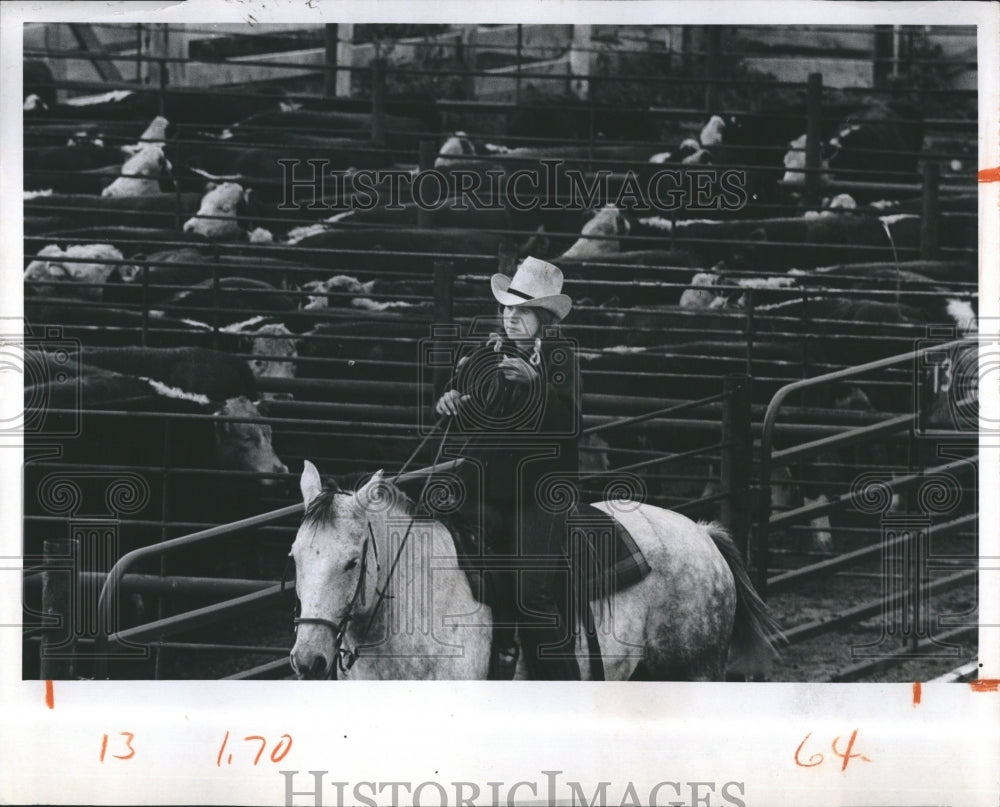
[371,58,387,147]
[157,49,168,121]
[805,72,823,208]
[461,25,478,101]
[433,261,455,399]
[704,26,722,115]
[211,263,220,351]
[40,539,77,680]
[497,241,518,277]
[140,261,150,348]
[569,25,592,100]
[920,161,940,260]
[135,24,143,85]
[744,289,755,377]
[418,140,437,229]
[720,374,752,558]
[323,24,339,99]
[515,25,523,105]
[336,24,354,97]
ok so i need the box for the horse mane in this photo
[302,471,415,528]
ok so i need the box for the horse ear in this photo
[301,460,322,507]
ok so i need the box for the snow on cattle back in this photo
[286,211,355,244]
[597,345,649,356]
[286,223,330,245]
[139,376,211,406]
[221,315,270,334]
[24,189,53,199]
[248,227,274,244]
[878,213,918,229]
[64,90,134,106]
[636,216,726,232]
[946,299,978,334]
[351,297,420,312]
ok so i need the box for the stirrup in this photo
[488,643,519,680]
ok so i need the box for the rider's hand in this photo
[499,355,538,384]
[435,389,469,417]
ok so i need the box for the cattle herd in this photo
[21,59,978,675]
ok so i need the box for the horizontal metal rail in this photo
[767,512,977,593]
[781,570,975,646]
[755,336,973,596]
[827,625,978,682]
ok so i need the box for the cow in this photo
[154,276,298,327]
[24,243,133,300]
[68,346,258,403]
[781,99,925,199]
[24,60,56,109]
[23,364,289,594]
[556,204,632,261]
[101,144,173,197]
[182,182,262,241]
[221,318,300,401]
[102,248,305,308]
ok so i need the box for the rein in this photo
[291,417,453,677]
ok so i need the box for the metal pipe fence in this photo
[24,22,978,680]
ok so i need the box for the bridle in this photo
[287,417,453,678]
[288,532,372,675]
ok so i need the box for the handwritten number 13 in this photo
[99,732,135,762]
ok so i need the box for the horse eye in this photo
[345,558,359,571]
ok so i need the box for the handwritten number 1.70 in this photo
[216,731,293,766]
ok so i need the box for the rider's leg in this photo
[514,507,581,681]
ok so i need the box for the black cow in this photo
[69,346,257,403]
[154,277,299,328]
[23,60,56,109]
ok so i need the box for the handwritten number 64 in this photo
[795,730,872,770]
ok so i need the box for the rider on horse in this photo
[434,256,582,680]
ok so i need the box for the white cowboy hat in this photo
[491,256,572,321]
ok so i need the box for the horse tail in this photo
[701,521,786,674]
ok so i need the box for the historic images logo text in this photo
[278,159,748,215]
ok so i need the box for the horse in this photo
[288,461,783,680]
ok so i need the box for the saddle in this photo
[443,504,652,680]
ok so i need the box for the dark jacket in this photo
[448,331,581,516]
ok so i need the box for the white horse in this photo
[289,462,783,680]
